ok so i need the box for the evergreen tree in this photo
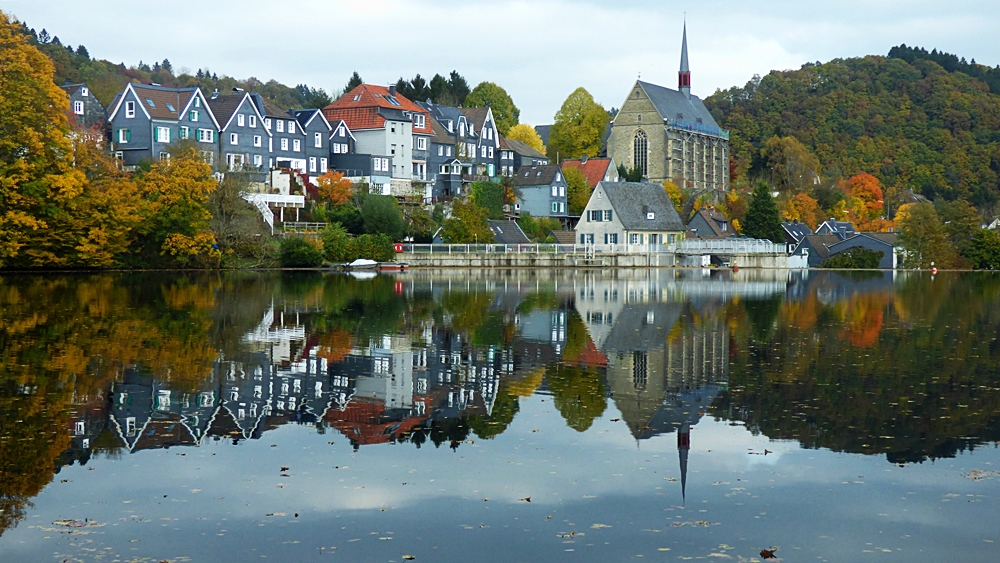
[344,71,363,93]
[743,182,784,242]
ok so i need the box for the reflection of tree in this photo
[743,296,782,341]
[560,311,589,363]
[546,363,607,432]
[716,273,1000,464]
[468,386,520,439]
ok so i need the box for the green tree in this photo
[343,71,363,94]
[743,182,784,242]
[563,165,590,216]
[465,82,519,134]
[937,199,981,257]
[471,181,505,220]
[762,136,821,193]
[279,237,322,267]
[820,247,884,269]
[617,164,643,182]
[517,213,562,242]
[965,229,1000,270]
[441,199,493,243]
[209,174,273,266]
[361,195,404,241]
[547,87,608,162]
[897,203,955,268]
[320,222,353,263]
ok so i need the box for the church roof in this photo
[636,80,723,136]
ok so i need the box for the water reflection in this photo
[1,269,1000,545]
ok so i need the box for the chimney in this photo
[581,154,588,163]
[388,85,397,97]
[232,87,244,93]
[211,88,219,100]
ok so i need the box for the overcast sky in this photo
[7,0,1000,124]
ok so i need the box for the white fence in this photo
[402,239,789,256]
[677,239,789,255]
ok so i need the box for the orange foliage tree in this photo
[847,173,892,231]
[316,171,354,207]
[781,192,821,230]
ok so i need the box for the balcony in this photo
[462,174,489,183]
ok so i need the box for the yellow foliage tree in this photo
[663,181,683,213]
[781,192,821,230]
[505,123,545,155]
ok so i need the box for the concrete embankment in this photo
[397,252,792,268]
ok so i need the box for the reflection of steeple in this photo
[678,421,690,504]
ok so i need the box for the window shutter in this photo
[126,129,131,142]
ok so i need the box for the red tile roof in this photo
[562,158,613,188]
[322,84,433,135]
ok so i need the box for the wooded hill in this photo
[705,47,1000,214]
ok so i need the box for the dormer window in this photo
[146,98,156,108]
[80,87,89,97]
[647,212,655,220]
[166,103,176,113]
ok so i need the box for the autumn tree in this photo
[547,87,608,162]
[936,199,981,257]
[505,123,545,154]
[209,173,272,265]
[442,199,493,243]
[743,182,784,242]
[782,192,821,230]
[316,170,354,207]
[762,136,821,193]
[663,181,684,214]
[465,82,520,134]
[897,203,955,268]
[563,165,590,216]
[846,172,891,231]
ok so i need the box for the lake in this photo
[1,269,998,562]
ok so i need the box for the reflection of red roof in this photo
[562,158,613,188]
[564,338,608,368]
[322,84,432,135]
[325,395,432,446]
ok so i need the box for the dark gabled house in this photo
[827,232,901,269]
[108,83,219,169]
[781,220,814,245]
[460,106,501,178]
[62,82,106,133]
[792,234,844,268]
[250,95,306,172]
[686,207,732,238]
[208,91,271,173]
[290,108,333,178]
[488,220,530,244]
[815,219,857,240]
[502,137,549,171]
[513,164,568,219]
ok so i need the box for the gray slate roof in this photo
[514,164,561,186]
[534,125,551,146]
[599,181,686,231]
[207,94,246,127]
[637,80,721,132]
[488,220,530,244]
[781,220,814,242]
[503,138,547,159]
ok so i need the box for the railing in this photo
[401,244,677,255]
[241,193,274,233]
[244,193,305,207]
[666,119,730,140]
[282,222,328,232]
[677,239,789,254]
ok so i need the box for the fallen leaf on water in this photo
[760,547,778,559]
[519,497,531,502]
[280,467,289,472]
[590,523,611,529]
[403,556,416,560]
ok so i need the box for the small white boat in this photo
[345,259,378,270]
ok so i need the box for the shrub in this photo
[279,236,323,267]
[820,247,884,269]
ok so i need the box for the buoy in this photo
[732,264,739,273]
[931,267,938,275]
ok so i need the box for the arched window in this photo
[633,130,648,176]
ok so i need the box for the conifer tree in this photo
[743,182,784,242]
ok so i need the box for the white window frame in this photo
[180,126,189,139]
[80,87,89,97]
[552,202,559,214]
[73,100,84,115]
[156,126,170,143]
[265,118,272,130]
[333,143,341,154]
[320,157,328,173]
[276,120,284,132]
[481,146,487,158]
[125,100,135,118]
[288,121,296,134]
[309,157,317,172]
[190,109,199,122]
[489,147,494,158]
[238,114,245,127]
[374,158,382,172]
[416,137,426,150]
[253,135,262,147]
[552,185,558,197]
[447,146,452,157]
[117,129,128,143]
[230,132,239,145]
[438,145,444,156]
[253,154,262,167]
[314,132,322,148]
[341,143,348,153]
[198,128,213,143]
[280,138,289,151]
[293,139,301,152]
[249,115,257,128]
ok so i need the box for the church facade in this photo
[607,24,730,193]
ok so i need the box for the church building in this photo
[607,23,730,192]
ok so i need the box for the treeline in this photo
[705,50,1000,213]
[888,44,1000,96]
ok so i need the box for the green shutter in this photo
[126,129,131,142]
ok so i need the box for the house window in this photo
[159,152,169,161]
[73,100,84,115]
[265,118,272,130]
[293,139,301,152]
[341,143,348,153]
[446,146,452,157]
[551,185,559,197]
[416,137,426,150]
[281,138,289,151]
[489,147,494,158]
[276,120,284,132]
[198,128,213,143]
[253,154,262,167]
[552,202,559,214]
[630,233,642,245]
[391,144,396,155]
[721,222,728,231]
[80,87,89,97]
[314,132,322,148]
[253,135,262,147]
[333,143,341,154]
[200,151,214,165]
[382,158,389,170]
[156,127,170,143]
[481,146,487,158]
[194,96,200,108]
[238,114,245,127]
[559,185,566,197]
[647,212,655,220]
[190,109,199,122]
[468,143,476,157]
[584,234,595,244]
[414,114,425,128]
[288,121,296,134]
[125,100,135,118]
[320,157,327,172]
[604,210,612,221]
[438,145,444,157]
[114,151,123,161]
[589,210,602,222]
[634,130,648,176]
[230,133,238,145]
[609,233,619,244]
[180,126,189,139]
[337,126,345,137]
[249,115,257,128]
[309,157,317,172]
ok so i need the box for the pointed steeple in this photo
[678,421,690,504]
[678,20,691,98]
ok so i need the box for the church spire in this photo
[678,422,690,504]
[678,20,691,98]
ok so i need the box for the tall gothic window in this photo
[634,130,648,176]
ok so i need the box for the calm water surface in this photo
[1,269,999,562]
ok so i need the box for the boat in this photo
[345,259,378,270]
[377,262,408,271]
